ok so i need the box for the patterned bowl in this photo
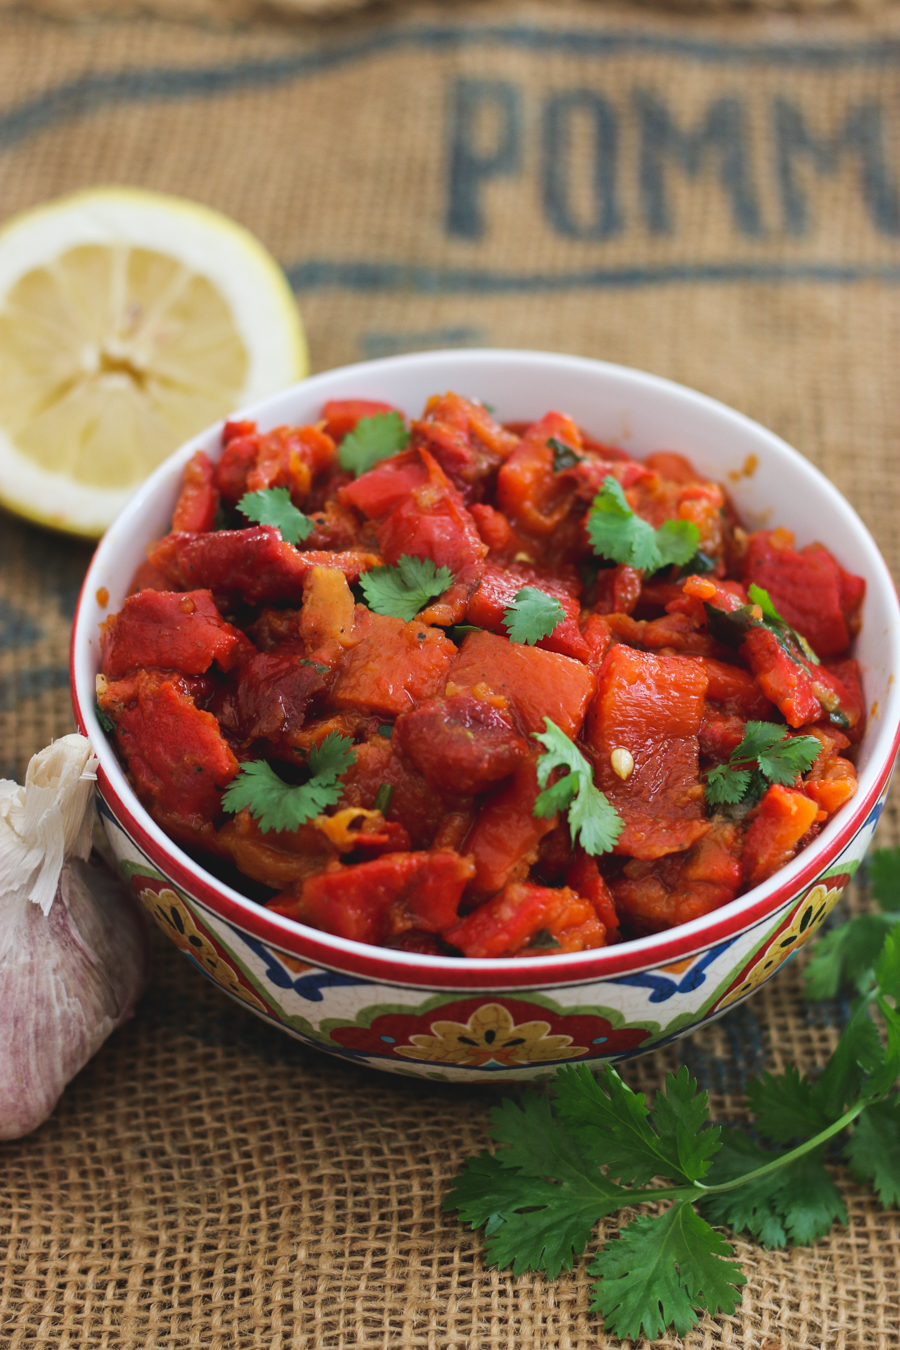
[71,351,900,1082]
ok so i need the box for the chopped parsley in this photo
[359,555,453,622]
[548,436,583,472]
[221,732,356,833]
[586,475,699,573]
[338,411,409,477]
[502,587,566,646]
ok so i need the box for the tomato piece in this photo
[496,412,581,536]
[740,627,824,728]
[742,783,819,888]
[330,611,456,717]
[215,427,260,505]
[565,851,619,939]
[288,850,475,944]
[412,392,519,493]
[466,563,588,661]
[97,669,238,829]
[462,759,556,898]
[233,651,331,741]
[446,629,596,738]
[611,821,742,933]
[321,399,398,441]
[699,708,746,761]
[172,451,219,533]
[375,449,487,571]
[742,530,861,658]
[101,589,253,680]
[444,882,606,958]
[394,693,530,794]
[336,736,447,848]
[699,657,774,719]
[148,526,379,603]
[246,424,336,502]
[586,645,710,860]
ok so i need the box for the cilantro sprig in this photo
[338,411,409,477]
[502,587,566,646]
[705,582,821,669]
[359,555,454,622]
[586,475,700,573]
[804,845,900,999]
[532,718,623,856]
[237,487,314,546]
[705,720,822,808]
[221,732,356,833]
[446,874,900,1341]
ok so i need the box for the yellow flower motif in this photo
[718,882,844,1010]
[395,1002,587,1066]
[140,886,266,1012]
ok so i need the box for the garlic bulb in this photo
[0,734,150,1140]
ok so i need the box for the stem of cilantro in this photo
[692,1099,870,1195]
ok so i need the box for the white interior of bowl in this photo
[72,349,900,975]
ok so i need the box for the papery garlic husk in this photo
[0,734,150,1140]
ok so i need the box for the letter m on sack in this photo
[773,99,900,235]
[446,79,523,238]
[636,92,763,237]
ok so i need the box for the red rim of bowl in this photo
[70,350,900,993]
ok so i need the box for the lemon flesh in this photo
[0,189,307,537]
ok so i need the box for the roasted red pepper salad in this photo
[95,394,866,958]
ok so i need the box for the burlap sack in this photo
[1,4,900,1345]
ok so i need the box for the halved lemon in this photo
[0,188,308,537]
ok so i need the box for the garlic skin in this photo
[0,735,150,1140]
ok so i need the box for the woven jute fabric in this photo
[2,3,900,1345]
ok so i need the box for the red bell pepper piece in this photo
[446,629,597,739]
[742,783,819,888]
[444,882,606,958]
[466,563,588,661]
[586,645,710,860]
[329,611,456,717]
[289,850,475,945]
[172,451,219,533]
[394,693,530,795]
[321,399,398,441]
[101,588,253,680]
[149,526,379,603]
[97,669,238,829]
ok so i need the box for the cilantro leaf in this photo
[95,702,116,735]
[804,913,900,999]
[443,1093,629,1278]
[589,1202,745,1340]
[700,1132,846,1248]
[874,928,900,1002]
[237,487,314,545]
[553,1066,720,1187]
[748,583,820,665]
[650,1066,723,1184]
[814,999,886,1119]
[704,721,820,808]
[553,1064,674,1186]
[745,1066,832,1143]
[845,1097,900,1208]
[705,763,752,806]
[533,718,623,856]
[338,411,409,477]
[502,587,566,645]
[359,555,453,621]
[869,846,900,911]
[548,436,582,472]
[586,475,699,573]
[221,732,356,833]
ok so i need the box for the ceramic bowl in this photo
[71,350,900,1082]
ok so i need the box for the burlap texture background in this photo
[2,4,900,1345]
